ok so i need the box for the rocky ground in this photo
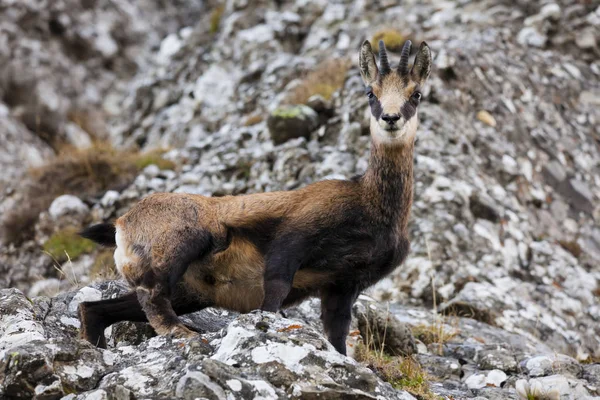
[1,0,599,398]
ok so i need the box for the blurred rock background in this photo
[0,0,599,398]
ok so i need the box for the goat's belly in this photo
[292,269,333,290]
[183,237,265,313]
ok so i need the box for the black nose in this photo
[381,113,400,124]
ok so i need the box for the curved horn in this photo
[378,40,391,76]
[398,40,412,76]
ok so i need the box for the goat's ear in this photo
[359,40,378,85]
[411,42,432,85]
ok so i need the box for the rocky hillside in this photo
[1,0,600,398]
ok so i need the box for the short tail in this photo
[80,223,117,247]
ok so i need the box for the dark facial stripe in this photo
[366,87,383,120]
[399,99,417,121]
[369,96,383,120]
[366,86,419,122]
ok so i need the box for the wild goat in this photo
[79,39,432,355]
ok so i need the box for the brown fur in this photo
[116,182,353,294]
[183,235,265,312]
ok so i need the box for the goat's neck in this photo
[360,139,415,234]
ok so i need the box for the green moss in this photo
[43,227,96,262]
[272,106,304,119]
[134,150,176,171]
[209,5,224,34]
[372,29,406,52]
[395,371,426,390]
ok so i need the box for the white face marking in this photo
[370,113,419,146]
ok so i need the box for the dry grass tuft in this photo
[356,344,440,400]
[418,240,460,354]
[412,321,458,351]
[244,114,264,126]
[558,239,582,258]
[1,143,174,245]
[372,29,406,52]
[285,58,351,105]
[29,143,139,195]
[89,248,118,281]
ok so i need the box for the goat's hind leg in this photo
[136,228,213,339]
[79,291,146,348]
[79,290,212,347]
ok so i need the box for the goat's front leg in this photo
[261,267,297,312]
[260,235,305,312]
[321,285,359,355]
[136,284,197,339]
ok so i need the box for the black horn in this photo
[398,40,412,75]
[378,40,391,76]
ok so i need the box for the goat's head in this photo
[359,40,432,146]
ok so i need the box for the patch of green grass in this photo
[209,5,224,34]
[43,227,96,262]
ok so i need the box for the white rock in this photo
[485,369,507,387]
[64,123,92,149]
[157,33,182,64]
[68,287,102,313]
[525,355,554,377]
[465,373,487,389]
[250,343,310,374]
[540,3,561,21]
[517,27,547,48]
[28,279,61,297]
[143,164,161,177]
[193,65,239,112]
[49,195,89,220]
[226,379,243,392]
[100,190,120,208]
[576,29,596,49]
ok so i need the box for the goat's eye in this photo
[412,92,422,103]
[367,91,374,99]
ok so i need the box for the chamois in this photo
[79,39,432,355]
